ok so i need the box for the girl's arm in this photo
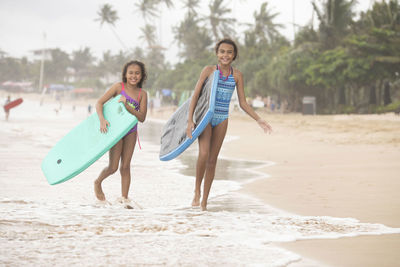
[121,90,148,122]
[96,83,120,133]
[235,69,272,134]
[186,66,214,138]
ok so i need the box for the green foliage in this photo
[2,0,400,115]
[0,57,32,82]
[374,100,400,113]
[152,51,214,95]
[337,104,356,114]
[173,13,212,60]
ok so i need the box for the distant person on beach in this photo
[94,60,148,205]
[87,104,92,115]
[186,39,272,211]
[4,95,11,121]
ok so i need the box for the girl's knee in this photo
[207,158,217,168]
[198,149,209,160]
[108,165,119,175]
[119,165,130,175]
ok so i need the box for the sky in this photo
[0,0,371,64]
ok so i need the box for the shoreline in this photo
[222,111,400,266]
[147,105,400,265]
[6,93,400,266]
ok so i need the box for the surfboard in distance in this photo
[159,70,218,161]
[42,96,138,185]
[4,98,23,111]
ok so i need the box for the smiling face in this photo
[125,64,142,87]
[217,43,236,66]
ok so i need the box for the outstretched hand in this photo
[257,119,272,134]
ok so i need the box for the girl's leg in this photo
[94,139,123,201]
[120,132,137,199]
[192,124,212,206]
[201,119,228,210]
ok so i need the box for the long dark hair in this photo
[122,60,147,88]
[215,38,239,61]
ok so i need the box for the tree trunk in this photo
[331,89,335,112]
[383,81,392,106]
[377,80,383,105]
[369,84,377,105]
[339,87,346,105]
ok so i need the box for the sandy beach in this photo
[1,92,399,266]
[223,111,400,266]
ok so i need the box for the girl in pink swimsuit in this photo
[120,82,141,135]
[94,60,148,205]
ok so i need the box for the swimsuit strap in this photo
[216,65,233,80]
[137,88,142,150]
[122,82,141,103]
[216,64,233,74]
[120,82,142,150]
[137,132,141,150]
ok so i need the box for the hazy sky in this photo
[0,0,371,64]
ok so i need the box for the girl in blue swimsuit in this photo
[94,60,148,204]
[186,39,272,211]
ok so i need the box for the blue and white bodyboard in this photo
[159,71,218,161]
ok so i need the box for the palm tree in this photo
[207,0,236,41]
[134,0,174,48]
[312,0,356,48]
[181,0,200,16]
[173,12,212,60]
[71,47,96,81]
[140,24,157,48]
[97,50,117,84]
[132,47,146,61]
[159,0,174,9]
[368,0,400,29]
[253,2,283,44]
[134,0,159,22]
[95,4,128,50]
[47,49,71,83]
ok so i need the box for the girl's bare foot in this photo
[117,197,130,203]
[118,197,135,209]
[200,199,208,211]
[94,180,106,201]
[191,192,201,207]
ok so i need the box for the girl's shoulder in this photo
[232,67,243,80]
[202,65,217,74]
[198,65,216,80]
[140,88,148,96]
[111,82,123,92]
[138,88,148,101]
[104,82,123,97]
[232,67,242,75]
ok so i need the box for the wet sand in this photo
[3,92,399,266]
[223,111,400,266]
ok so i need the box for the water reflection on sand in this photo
[1,100,399,266]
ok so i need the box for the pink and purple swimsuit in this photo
[120,82,141,135]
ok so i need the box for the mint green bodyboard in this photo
[41,96,138,185]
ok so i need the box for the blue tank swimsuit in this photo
[120,82,141,135]
[211,65,236,127]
